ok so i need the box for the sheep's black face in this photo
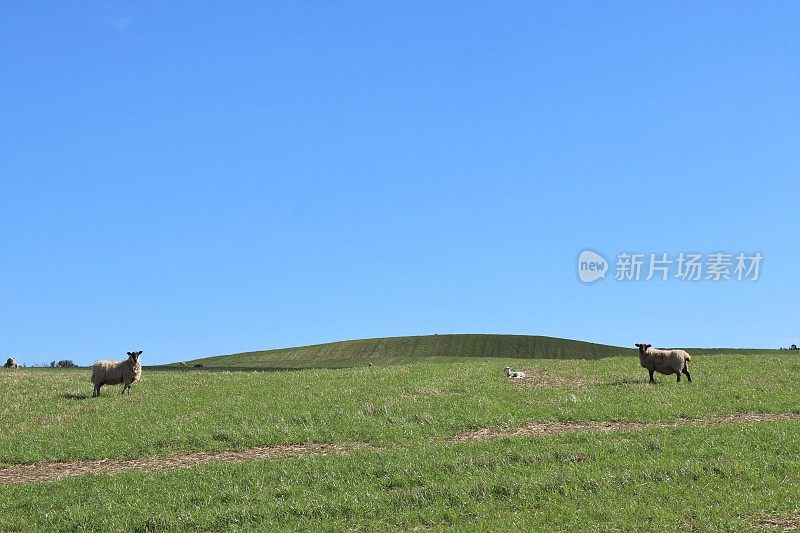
[634,343,652,354]
[127,350,143,363]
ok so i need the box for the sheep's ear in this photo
[646,344,652,349]
[126,352,133,356]
[137,351,143,355]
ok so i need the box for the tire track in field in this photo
[754,515,800,531]
[1,413,797,485]
[0,444,356,485]
[452,412,799,442]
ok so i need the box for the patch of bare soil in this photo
[754,516,799,531]
[453,412,800,442]
[507,369,595,389]
[0,443,353,485]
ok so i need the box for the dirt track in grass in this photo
[452,412,799,442]
[0,444,355,485]
[1,412,797,485]
[753,515,800,531]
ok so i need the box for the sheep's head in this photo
[503,366,511,376]
[126,351,143,363]
[634,343,652,355]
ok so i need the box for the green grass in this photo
[1,354,798,465]
[2,353,798,531]
[1,422,798,532]
[171,334,788,370]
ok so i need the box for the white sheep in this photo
[635,343,692,383]
[4,357,18,369]
[503,366,526,379]
[91,351,142,396]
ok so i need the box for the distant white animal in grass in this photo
[503,366,526,379]
[91,351,142,396]
[4,357,18,369]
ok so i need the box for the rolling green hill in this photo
[168,334,790,370]
[174,334,633,369]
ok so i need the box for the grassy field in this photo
[1,352,798,531]
[1,355,798,465]
[171,333,786,370]
[2,422,798,532]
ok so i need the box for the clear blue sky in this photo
[1,1,798,366]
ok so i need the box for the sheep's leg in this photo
[676,372,681,382]
[93,385,100,397]
[682,366,692,383]
[648,369,655,383]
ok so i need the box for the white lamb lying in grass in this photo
[503,366,526,379]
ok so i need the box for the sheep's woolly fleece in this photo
[1,412,797,485]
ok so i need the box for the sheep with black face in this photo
[635,343,692,383]
[91,351,142,396]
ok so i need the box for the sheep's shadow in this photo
[60,393,90,400]
[603,378,651,386]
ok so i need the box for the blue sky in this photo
[1,1,798,366]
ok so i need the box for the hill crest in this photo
[175,334,632,369]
